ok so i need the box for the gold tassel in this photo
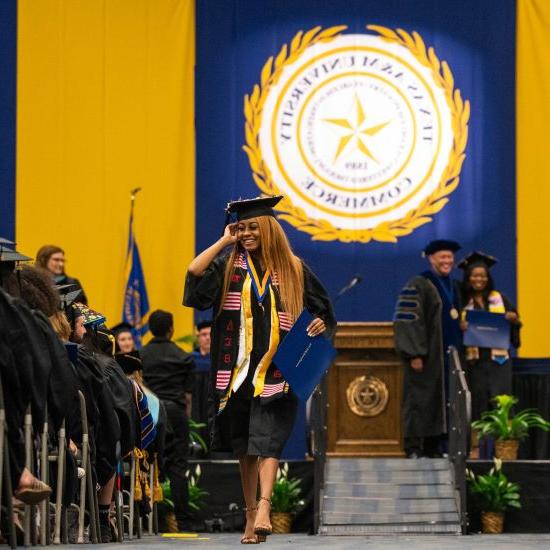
[153,454,163,503]
[134,448,143,502]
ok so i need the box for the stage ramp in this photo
[319,458,462,535]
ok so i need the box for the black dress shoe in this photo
[406,452,422,459]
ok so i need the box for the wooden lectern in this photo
[326,322,405,457]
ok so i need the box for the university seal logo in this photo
[243,25,469,243]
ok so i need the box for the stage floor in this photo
[62,533,550,549]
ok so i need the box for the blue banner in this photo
[123,199,150,346]
[0,0,16,241]
[196,0,516,322]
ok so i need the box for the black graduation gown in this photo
[94,353,139,459]
[73,347,121,486]
[183,253,335,451]
[394,275,447,438]
[463,293,520,421]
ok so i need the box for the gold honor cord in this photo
[254,285,280,397]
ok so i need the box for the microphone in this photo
[335,274,362,301]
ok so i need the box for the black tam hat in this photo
[422,239,461,257]
[115,350,142,375]
[457,251,498,270]
[111,321,134,335]
[225,195,283,222]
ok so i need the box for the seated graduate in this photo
[458,251,521,458]
[111,321,137,353]
[0,241,52,505]
[184,195,335,543]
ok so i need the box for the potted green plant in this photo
[159,464,209,533]
[270,462,305,534]
[188,419,208,457]
[159,480,178,533]
[466,457,521,534]
[186,464,209,513]
[471,394,550,459]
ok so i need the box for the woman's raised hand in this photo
[307,317,326,337]
[223,223,238,245]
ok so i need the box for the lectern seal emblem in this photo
[346,375,389,417]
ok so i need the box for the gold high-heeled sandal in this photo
[253,497,272,537]
[241,506,259,544]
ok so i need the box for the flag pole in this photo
[128,187,142,254]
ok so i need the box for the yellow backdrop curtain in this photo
[16,0,195,339]
[517,0,550,356]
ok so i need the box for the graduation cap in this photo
[422,239,461,257]
[74,302,106,327]
[458,251,498,270]
[196,319,212,331]
[114,350,142,374]
[56,284,84,327]
[0,237,33,263]
[111,321,134,335]
[57,284,83,309]
[225,195,283,223]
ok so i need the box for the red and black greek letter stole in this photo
[214,252,295,411]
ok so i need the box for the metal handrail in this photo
[448,345,471,534]
[311,375,328,534]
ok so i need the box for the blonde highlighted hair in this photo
[219,216,304,321]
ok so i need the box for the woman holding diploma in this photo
[459,251,521,457]
[184,195,335,543]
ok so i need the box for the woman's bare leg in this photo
[239,455,259,541]
[255,457,278,531]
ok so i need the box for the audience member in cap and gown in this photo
[458,251,521,458]
[184,195,335,543]
[394,239,463,459]
[111,321,137,353]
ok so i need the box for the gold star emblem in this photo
[323,94,390,164]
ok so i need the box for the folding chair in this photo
[0,377,17,548]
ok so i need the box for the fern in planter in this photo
[471,394,550,441]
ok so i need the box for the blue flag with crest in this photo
[122,194,150,346]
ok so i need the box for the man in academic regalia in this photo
[394,240,462,458]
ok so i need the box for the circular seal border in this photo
[243,25,470,244]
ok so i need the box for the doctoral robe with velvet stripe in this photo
[394,275,446,438]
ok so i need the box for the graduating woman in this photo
[184,196,335,544]
[459,251,521,457]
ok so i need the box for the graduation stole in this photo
[216,253,289,413]
[463,290,509,364]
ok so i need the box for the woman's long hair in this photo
[461,264,495,308]
[219,216,304,321]
[36,245,64,271]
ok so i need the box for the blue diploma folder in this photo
[464,310,510,349]
[272,310,337,402]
